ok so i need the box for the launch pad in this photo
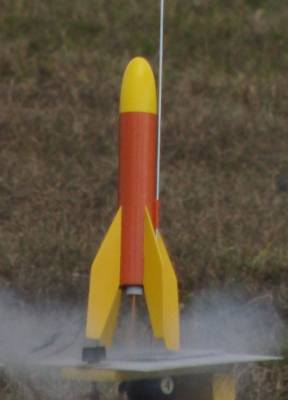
[52,350,279,400]
[60,350,279,382]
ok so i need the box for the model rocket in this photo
[85,57,179,351]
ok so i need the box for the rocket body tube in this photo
[119,58,157,287]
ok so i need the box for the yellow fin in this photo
[144,211,164,338]
[157,233,180,351]
[100,290,121,347]
[144,208,180,350]
[86,208,121,344]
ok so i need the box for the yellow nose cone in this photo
[120,57,157,114]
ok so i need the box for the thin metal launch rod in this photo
[156,0,165,205]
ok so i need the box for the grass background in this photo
[0,0,288,398]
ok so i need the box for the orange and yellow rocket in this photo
[85,57,179,351]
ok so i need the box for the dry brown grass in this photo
[1,0,288,398]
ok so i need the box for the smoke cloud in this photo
[181,288,283,355]
[0,289,89,399]
[0,287,283,399]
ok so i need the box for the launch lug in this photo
[82,346,106,364]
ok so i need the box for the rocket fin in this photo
[157,232,180,351]
[86,208,121,345]
[143,209,164,339]
[143,208,180,351]
[100,290,122,347]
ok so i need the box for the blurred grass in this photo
[1,0,288,398]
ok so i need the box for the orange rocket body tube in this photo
[119,58,157,286]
